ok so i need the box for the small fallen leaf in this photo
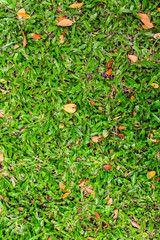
[61,191,70,199]
[78,179,86,187]
[113,115,121,120]
[118,126,126,130]
[58,16,66,22]
[59,34,64,44]
[57,19,74,27]
[91,136,99,143]
[118,133,124,140]
[10,176,16,187]
[59,124,64,129]
[131,221,140,229]
[113,209,118,219]
[107,198,113,205]
[150,83,159,89]
[103,130,109,138]
[0,112,4,118]
[22,30,27,47]
[106,68,112,75]
[32,33,41,39]
[103,223,110,228]
[94,212,101,220]
[107,61,113,69]
[111,154,115,161]
[59,182,66,191]
[76,138,80,145]
[154,177,160,182]
[147,171,156,179]
[69,3,84,8]
[98,106,102,111]
[26,66,30,70]
[19,207,23,211]
[151,184,155,189]
[17,8,25,19]
[130,96,134,100]
[83,187,95,198]
[116,166,121,170]
[89,100,95,106]
[113,49,117,53]
[158,8,160,12]
[0,153,4,162]
[17,12,30,19]
[133,111,137,116]
[14,44,20,49]
[103,164,112,170]
[142,25,150,29]
[48,237,52,240]
[63,104,76,113]
[110,150,114,153]
[87,238,95,240]
[128,55,138,63]
[28,111,32,115]
[137,13,154,29]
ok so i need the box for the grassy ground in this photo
[0,0,160,239]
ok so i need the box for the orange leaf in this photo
[158,8,160,12]
[103,164,112,170]
[57,17,66,22]
[147,171,156,179]
[63,104,76,113]
[78,179,86,187]
[116,165,121,170]
[61,191,70,199]
[26,66,30,70]
[83,187,95,198]
[103,223,110,228]
[130,96,134,100]
[107,61,113,69]
[94,212,100,220]
[154,177,160,182]
[107,198,113,205]
[106,69,112,75]
[59,182,66,191]
[118,126,126,130]
[19,207,23,211]
[113,209,118,219]
[0,112,4,118]
[0,153,4,162]
[98,136,105,141]
[69,3,84,8]
[89,100,95,106]
[57,19,74,27]
[32,34,41,39]
[128,54,138,63]
[14,44,20,49]
[150,83,159,89]
[131,221,140,229]
[137,13,154,29]
[153,33,160,39]
[59,34,64,44]
[113,49,117,53]
[118,133,124,140]
[22,30,27,47]
[17,12,30,19]
[91,136,99,143]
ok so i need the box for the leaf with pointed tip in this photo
[57,19,74,27]
[69,3,83,8]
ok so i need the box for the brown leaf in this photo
[59,182,66,191]
[17,8,25,19]
[91,136,99,143]
[0,153,4,162]
[14,44,20,49]
[147,171,156,179]
[113,49,117,53]
[103,164,112,170]
[58,17,66,22]
[118,126,126,130]
[63,104,76,113]
[69,3,84,8]
[89,100,95,106]
[57,19,74,27]
[128,54,138,63]
[103,223,110,228]
[32,33,41,39]
[19,207,23,211]
[78,179,86,187]
[113,115,121,120]
[10,176,16,186]
[107,61,113,69]
[0,112,4,118]
[59,34,64,44]
[107,198,113,205]
[61,191,70,199]
[106,68,112,75]
[150,83,159,89]
[17,9,30,19]
[94,212,101,220]
[118,133,124,140]
[131,221,140,229]
[113,209,118,219]
[83,187,95,198]
[137,13,154,29]
[22,30,27,47]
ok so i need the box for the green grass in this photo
[0,0,160,239]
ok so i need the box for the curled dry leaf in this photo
[128,55,138,63]
[32,34,41,39]
[63,104,76,113]
[91,136,99,143]
[103,164,112,170]
[94,212,101,220]
[59,34,64,44]
[106,69,112,75]
[78,179,86,187]
[14,44,20,50]
[118,126,126,130]
[137,13,154,29]
[0,153,4,162]
[22,30,27,47]
[59,182,66,191]
[89,100,95,106]
[150,83,159,89]
[107,61,113,69]
[69,2,84,8]
[113,209,118,219]
[147,171,156,179]
[83,187,95,198]
[107,198,113,205]
[61,191,70,199]
[131,221,140,229]
[58,16,66,22]
[17,8,30,19]
[57,19,74,27]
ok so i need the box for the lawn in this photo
[0,0,160,239]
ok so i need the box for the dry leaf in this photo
[107,61,113,69]
[61,191,70,199]
[107,198,113,205]
[137,13,154,29]
[59,124,64,129]
[118,133,124,140]
[83,187,95,198]
[128,55,138,63]
[103,164,112,170]
[58,17,66,22]
[91,136,99,143]
[57,19,74,27]
[17,8,25,19]
[103,223,110,228]
[151,184,155,189]
[10,176,16,186]
[87,238,95,240]
[22,30,27,47]
[89,100,95,106]
[59,182,66,191]
[59,34,64,44]
[76,138,80,145]
[0,112,4,118]
[118,126,126,130]
[106,69,112,75]
[78,179,86,187]
[14,44,20,50]
[154,177,160,182]
[142,25,150,29]
[113,209,118,219]
[103,130,109,138]
[150,83,159,89]
[111,154,115,161]
[158,8,160,12]
[131,221,140,229]
[0,153,4,162]
[113,49,117,53]
[148,171,156,179]
[116,166,121,170]
[133,111,137,116]
[94,212,101,220]
[48,237,52,240]
[63,104,76,113]
[130,96,134,100]
[17,9,30,19]
[69,3,84,8]
[113,115,121,120]
[19,207,23,211]
[32,34,41,39]
[26,66,30,71]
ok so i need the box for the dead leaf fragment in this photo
[150,83,159,89]
[0,112,4,118]
[131,221,140,229]
[107,198,113,205]
[59,124,64,129]
[158,8,160,12]
[83,187,95,198]
[59,182,66,191]
[94,212,101,220]
[0,153,4,162]
[137,13,154,29]
[118,133,124,140]
[22,30,27,47]
[154,177,160,182]
[14,44,20,50]
[130,96,134,100]
[58,17,66,22]
[128,55,138,63]
[103,164,112,170]
[32,34,41,39]
[106,69,112,75]
[61,191,70,199]
[116,166,121,170]
[89,100,95,106]
[63,104,76,113]
[69,3,84,8]
[113,209,118,219]
[57,19,74,27]
[91,136,99,143]
[148,171,156,179]
[103,223,110,228]
[19,207,23,211]
[118,126,126,130]
[78,179,86,187]
[17,9,30,19]
[59,34,64,44]
[107,61,113,69]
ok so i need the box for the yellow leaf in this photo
[158,8,160,12]
[0,112,4,118]
[17,12,30,19]
[131,221,140,229]
[59,182,66,191]
[61,191,70,199]
[69,2,84,8]
[150,83,159,89]
[0,153,4,162]
[148,171,156,179]
[63,104,76,113]
[130,96,134,100]
[153,33,160,39]
[59,124,64,129]
[57,19,74,27]
[137,13,154,29]
[113,209,118,219]
[118,126,126,130]
[59,34,64,44]
[128,54,138,63]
